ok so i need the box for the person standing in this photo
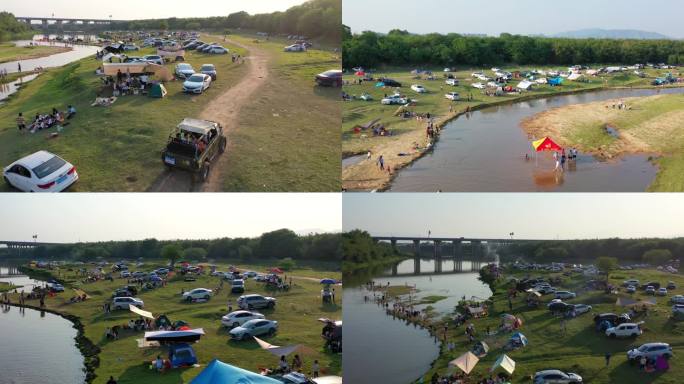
[16,113,26,133]
[605,352,611,366]
[378,155,384,171]
[312,360,319,378]
[18,62,22,73]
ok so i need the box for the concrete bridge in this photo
[0,240,60,250]
[372,236,525,259]
[16,16,124,27]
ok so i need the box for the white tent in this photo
[253,336,300,357]
[517,80,534,90]
[102,53,124,63]
[568,73,583,81]
[449,351,479,374]
[490,354,515,375]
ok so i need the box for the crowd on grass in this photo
[15,105,76,134]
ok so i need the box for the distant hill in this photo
[553,29,671,40]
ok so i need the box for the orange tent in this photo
[532,137,562,152]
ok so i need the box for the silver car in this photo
[533,370,582,384]
[229,319,278,340]
[182,74,212,94]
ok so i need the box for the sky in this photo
[1,0,308,20]
[0,194,341,243]
[343,194,684,240]
[343,0,684,39]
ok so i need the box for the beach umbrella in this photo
[449,351,479,374]
[490,354,516,375]
[320,278,337,285]
[532,137,562,152]
[355,70,365,76]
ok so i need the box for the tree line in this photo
[342,230,403,265]
[111,0,340,41]
[498,238,684,265]
[343,28,684,69]
[1,229,340,263]
[0,12,34,42]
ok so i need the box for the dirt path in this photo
[201,39,271,192]
[148,38,270,192]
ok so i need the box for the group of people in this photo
[553,148,579,171]
[15,106,76,134]
[67,293,88,303]
[431,372,511,384]
[107,69,150,96]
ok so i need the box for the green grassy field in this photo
[11,261,341,384]
[0,39,248,191]
[217,34,341,192]
[0,42,70,63]
[420,267,684,383]
[522,93,684,191]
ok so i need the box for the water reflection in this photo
[390,88,684,192]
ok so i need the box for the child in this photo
[312,360,319,378]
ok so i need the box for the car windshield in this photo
[32,155,66,179]
[188,75,205,82]
[201,65,214,71]
[638,345,650,351]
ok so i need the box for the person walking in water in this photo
[18,62,21,73]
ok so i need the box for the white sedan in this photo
[221,310,265,328]
[381,95,408,105]
[183,73,212,94]
[411,84,427,93]
[445,78,459,86]
[445,92,460,101]
[3,151,78,192]
[572,304,592,315]
[182,288,213,301]
[472,82,485,89]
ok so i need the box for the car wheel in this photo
[219,137,227,154]
[204,295,210,300]
[185,296,192,302]
[3,176,14,189]
[233,322,240,328]
[267,302,275,309]
[268,328,275,336]
[200,163,210,182]
[609,333,616,338]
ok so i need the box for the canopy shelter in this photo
[144,328,205,344]
[130,304,154,319]
[190,359,281,384]
[449,351,479,374]
[270,268,284,274]
[253,336,300,357]
[490,354,516,375]
[355,70,365,76]
[102,63,172,81]
[532,137,562,152]
[516,80,534,90]
[510,332,528,346]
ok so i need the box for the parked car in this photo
[533,369,583,384]
[123,44,139,51]
[411,84,427,93]
[472,82,485,89]
[120,270,131,278]
[627,343,673,362]
[606,323,642,338]
[445,78,459,86]
[207,46,229,54]
[445,92,460,101]
[238,294,276,310]
[123,56,146,63]
[315,69,342,87]
[646,286,656,295]
[284,44,306,52]
[667,281,676,290]
[243,271,258,278]
[229,319,278,340]
[183,73,212,94]
[143,55,164,65]
[112,297,144,310]
[4,151,78,192]
[199,64,217,80]
[379,78,401,87]
[182,288,213,301]
[221,310,265,328]
[555,291,576,300]
[231,279,245,294]
[49,283,65,292]
[381,95,408,105]
[623,279,640,287]
[672,304,684,315]
[571,304,592,315]
[641,281,660,290]
[175,63,195,79]
[626,285,636,293]
[658,287,668,296]
[671,295,684,304]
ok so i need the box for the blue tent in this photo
[548,77,563,86]
[169,343,197,367]
[510,332,528,346]
[190,359,281,384]
[375,82,385,87]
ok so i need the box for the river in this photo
[389,87,684,192]
[0,39,99,75]
[344,259,493,384]
[0,264,86,384]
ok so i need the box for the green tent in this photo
[149,83,167,98]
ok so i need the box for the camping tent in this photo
[490,354,516,375]
[472,340,489,357]
[548,77,564,86]
[169,343,198,367]
[449,351,479,374]
[130,304,154,319]
[516,80,534,90]
[149,83,168,98]
[190,359,281,384]
[510,332,528,346]
[532,137,562,152]
[253,336,300,357]
[568,73,583,81]
[155,314,171,328]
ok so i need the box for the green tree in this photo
[596,256,618,279]
[161,244,182,267]
[256,229,302,259]
[158,20,169,31]
[642,249,672,266]
[183,247,207,261]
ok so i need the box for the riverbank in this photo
[521,93,684,191]
[342,65,683,191]
[0,42,71,63]
[5,262,341,384]
[342,256,408,277]
[418,266,684,383]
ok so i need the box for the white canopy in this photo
[253,336,300,357]
[449,351,479,374]
[517,80,534,90]
[177,118,217,135]
[491,354,516,375]
[130,305,154,319]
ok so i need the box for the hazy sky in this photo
[0,194,341,243]
[1,0,308,20]
[344,0,684,38]
[343,194,684,240]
